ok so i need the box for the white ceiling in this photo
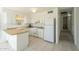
[5,7,53,14]
[4,7,73,14]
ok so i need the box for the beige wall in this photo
[74,7,79,49]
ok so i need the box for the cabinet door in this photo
[17,32,29,50]
[38,29,44,39]
[30,28,38,36]
[31,13,45,25]
[39,14,44,24]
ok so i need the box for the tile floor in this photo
[25,31,78,51]
[0,31,78,51]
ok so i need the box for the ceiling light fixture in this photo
[68,13,71,16]
[31,8,37,13]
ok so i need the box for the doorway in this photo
[59,8,75,47]
[61,12,69,31]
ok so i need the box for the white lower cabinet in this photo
[37,29,44,39]
[29,28,38,36]
[30,28,44,39]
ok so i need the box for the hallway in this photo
[58,31,78,51]
[59,31,74,43]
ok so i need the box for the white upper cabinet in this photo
[31,13,45,26]
[31,12,54,26]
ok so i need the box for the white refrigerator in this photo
[44,14,54,42]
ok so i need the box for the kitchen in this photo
[0,7,57,51]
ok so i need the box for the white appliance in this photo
[44,13,54,42]
[44,26,54,42]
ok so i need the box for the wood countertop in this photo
[4,27,29,35]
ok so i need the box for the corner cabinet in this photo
[29,28,44,39]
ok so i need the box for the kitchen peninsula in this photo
[3,27,29,51]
